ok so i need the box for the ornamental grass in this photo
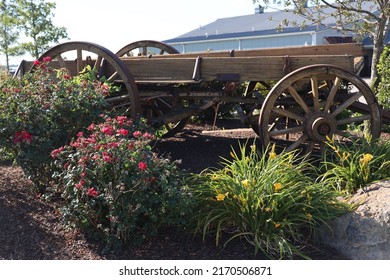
[320,135,390,194]
[189,142,352,259]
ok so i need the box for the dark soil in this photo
[0,120,348,260]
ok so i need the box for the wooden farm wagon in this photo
[14,40,389,154]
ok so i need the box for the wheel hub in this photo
[306,113,336,142]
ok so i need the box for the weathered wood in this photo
[119,55,355,83]
[127,43,364,59]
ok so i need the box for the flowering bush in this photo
[320,136,390,194]
[0,59,109,193]
[190,143,351,259]
[52,115,193,248]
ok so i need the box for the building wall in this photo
[169,32,315,53]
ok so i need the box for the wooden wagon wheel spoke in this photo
[56,54,66,68]
[311,75,320,111]
[336,114,371,125]
[334,129,353,139]
[287,86,310,113]
[269,125,304,136]
[93,55,103,72]
[259,64,382,156]
[286,135,309,152]
[331,91,363,117]
[76,48,83,74]
[107,71,119,83]
[142,47,148,56]
[323,77,342,112]
[33,41,141,118]
[272,107,305,122]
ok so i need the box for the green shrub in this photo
[189,143,351,259]
[0,59,108,193]
[376,46,390,110]
[52,115,193,249]
[320,136,390,194]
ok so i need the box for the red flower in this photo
[87,187,99,197]
[33,60,41,67]
[117,128,129,136]
[63,74,71,80]
[42,56,52,62]
[101,125,114,135]
[13,130,33,144]
[138,161,148,171]
[77,132,83,138]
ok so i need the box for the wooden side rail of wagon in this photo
[14,40,388,154]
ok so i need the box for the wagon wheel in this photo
[116,40,179,57]
[259,64,382,155]
[117,40,189,137]
[34,41,141,118]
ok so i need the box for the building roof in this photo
[164,2,379,44]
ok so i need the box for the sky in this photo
[2,0,258,65]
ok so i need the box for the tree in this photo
[0,0,24,71]
[16,0,68,58]
[255,0,390,85]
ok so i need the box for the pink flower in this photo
[143,132,154,140]
[50,147,64,158]
[116,116,128,125]
[77,132,83,138]
[108,142,119,148]
[63,162,70,170]
[138,161,148,171]
[87,187,99,197]
[42,56,52,62]
[101,125,114,135]
[133,131,142,138]
[33,60,41,67]
[102,152,113,163]
[63,74,71,80]
[87,123,96,131]
[117,128,129,136]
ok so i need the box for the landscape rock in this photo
[319,180,390,259]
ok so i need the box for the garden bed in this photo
[0,120,376,260]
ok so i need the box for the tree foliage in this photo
[255,0,390,84]
[0,0,24,70]
[16,0,68,59]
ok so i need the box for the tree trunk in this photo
[370,13,389,89]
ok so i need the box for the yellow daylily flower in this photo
[242,179,250,188]
[216,193,225,201]
[274,182,283,192]
[269,143,277,159]
[360,153,373,165]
